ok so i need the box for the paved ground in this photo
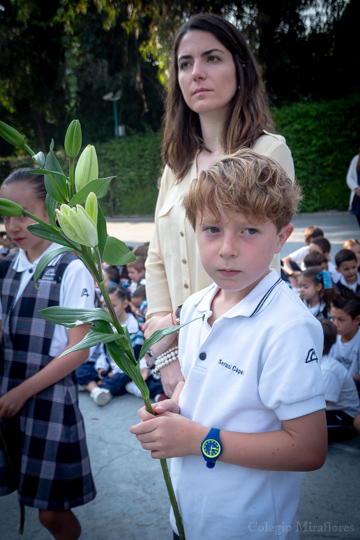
[1,211,360,540]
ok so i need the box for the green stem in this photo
[69,157,74,199]
[160,459,185,540]
[24,143,35,157]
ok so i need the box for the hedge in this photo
[273,94,360,212]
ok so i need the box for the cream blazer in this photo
[146,132,295,315]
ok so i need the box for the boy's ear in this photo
[275,223,294,254]
[354,314,360,326]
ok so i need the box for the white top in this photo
[327,261,341,283]
[146,132,295,315]
[346,154,359,209]
[287,245,309,270]
[330,330,360,377]
[170,270,325,540]
[320,354,360,418]
[0,243,95,357]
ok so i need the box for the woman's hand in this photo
[143,313,175,357]
[157,360,183,398]
[0,386,28,418]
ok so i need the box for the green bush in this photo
[95,129,163,216]
[273,95,360,212]
[1,96,359,215]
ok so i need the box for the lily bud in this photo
[85,192,98,224]
[75,145,98,192]
[56,203,98,248]
[64,119,82,158]
[0,121,25,148]
[0,198,25,216]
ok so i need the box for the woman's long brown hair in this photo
[162,13,275,182]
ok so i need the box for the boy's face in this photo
[127,267,144,283]
[331,307,360,342]
[195,208,293,304]
[309,242,329,260]
[337,260,358,284]
[132,296,144,309]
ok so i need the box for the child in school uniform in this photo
[0,170,96,540]
[131,149,327,540]
[317,318,360,442]
[126,257,146,294]
[334,249,360,293]
[330,289,360,393]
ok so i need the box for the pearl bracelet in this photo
[154,346,179,376]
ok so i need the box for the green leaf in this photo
[102,236,137,266]
[45,194,58,227]
[39,306,113,328]
[105,342,148,395]
[97,203,107,257]
[27,223,77,249]
[69,177,115,206]
[138,316,203,360]
[33,246,74,288]
[59,331,128,356]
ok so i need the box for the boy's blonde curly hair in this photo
[183,148,302,232]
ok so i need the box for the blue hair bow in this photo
[317,270,332,289]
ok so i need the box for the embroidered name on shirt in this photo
[218,359,244,375]
[305,349,318,363]
[81,288,89,297]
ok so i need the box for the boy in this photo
[334,249,360,293]
[309,237,341,283]
[330,290,360,388]
[318,318,360,442]
[281,225,323,277]
[131,150,327,540]
[303,251,328,270]
[127,257,146,294]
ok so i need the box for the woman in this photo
[145,13,295,395]
[346,147,360,227]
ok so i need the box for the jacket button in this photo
[199,352,206,360]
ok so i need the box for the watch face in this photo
[202,438,221,458]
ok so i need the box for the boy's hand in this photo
[130,407,206,459]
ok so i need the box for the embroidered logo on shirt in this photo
[81,288,89,297]
[38,268,57,283]
[218,359,244,375]
[305,349,318,363]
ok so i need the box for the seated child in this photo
[303,251,328,270]
[298,267,336,319]
[318,318,360,442]
[82,285,143,406]
[330,289,360,392]
[281,225,323,278]
[131,284,147,324]
[309,237,341,283]
[343,238,360,268]
[131,149,327,540]
[127,257,146,294]
[334,249,360,293]
[103,265,120,287]
[133,242,150,258]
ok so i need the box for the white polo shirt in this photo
[330,330,360,377]
[0,243,95,357]
[170,270,325,540]
[320,354,360,417]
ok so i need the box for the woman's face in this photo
[177,30,237,117]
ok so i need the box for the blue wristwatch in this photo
[200,428,222,469]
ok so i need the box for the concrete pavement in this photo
[1,211,360,540]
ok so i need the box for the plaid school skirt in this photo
[0,375,96,510]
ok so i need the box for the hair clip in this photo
[317,270,332,289]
